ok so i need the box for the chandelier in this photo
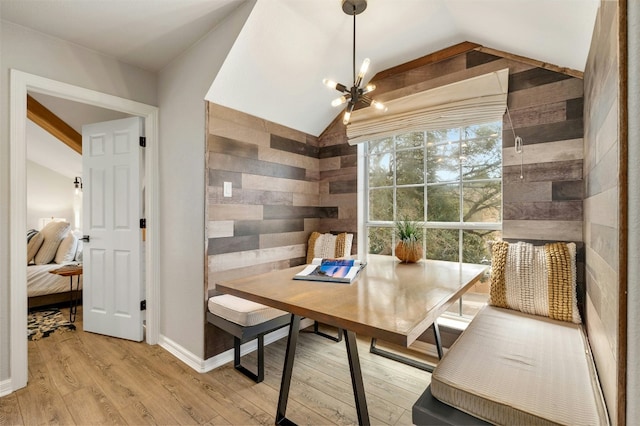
[323,0,386,125]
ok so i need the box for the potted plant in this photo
[395,220,423,263]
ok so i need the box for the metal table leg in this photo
[275,317,371,426]
[69,274,81,323]
[344,329,370,426]
[276,314,301,425]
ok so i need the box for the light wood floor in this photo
[1,306,433,425]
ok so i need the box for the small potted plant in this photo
[395,220,423,263]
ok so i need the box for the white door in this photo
[82,117,145,341]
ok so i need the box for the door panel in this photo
[82,116,144,341]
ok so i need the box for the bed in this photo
[27,221,83,309]
[27,263,83,309]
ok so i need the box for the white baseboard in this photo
[160,318,313,374]
[0,378,13,397]
[158,334,207,372]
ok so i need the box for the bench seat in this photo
[414,305,609,425]
[207,294,290,383]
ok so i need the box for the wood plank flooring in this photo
[2,307,432,425]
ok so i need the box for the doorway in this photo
[9,70,160,392]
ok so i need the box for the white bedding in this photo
[27,263,83,298]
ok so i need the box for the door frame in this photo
[9,69,160,391]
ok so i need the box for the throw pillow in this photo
[489,241,580,323]
[34,221,71,264]
[306,232,354,264]
[27,232,44,264]
[55,232,78,264]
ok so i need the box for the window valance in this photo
[346,68,509,145]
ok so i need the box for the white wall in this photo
[627,0,639,420]
[0,21,157,382]
[26,160,75,230]
[157,0,255,359]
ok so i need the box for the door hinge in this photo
[140,300,147,311]
[139,136,146,147]
[140,218,146,229]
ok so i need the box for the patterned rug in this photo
[28,308,76,341]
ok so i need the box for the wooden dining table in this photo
[216,254,487,426]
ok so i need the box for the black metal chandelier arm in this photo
[335,82,349,93]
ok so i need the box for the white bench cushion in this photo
[208,294,287,327]
[431,306,609,425]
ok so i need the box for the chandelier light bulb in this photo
[363,83,376,94]
[323,78,338,90]
[331,96,348,107]
[343,109,352,125]
[371,99,387,111]
[358,58,370,79]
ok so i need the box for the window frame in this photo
[361,123,503,264]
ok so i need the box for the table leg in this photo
[369,319,443,372]
[276,314,300,426]
[344,329,370,426]
[68,274,81,323]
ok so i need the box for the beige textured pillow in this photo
[27,232,44,264]
[489,241,580,323]
[306,232,354,264]
[34,221,71,264]
[55,233,78,264]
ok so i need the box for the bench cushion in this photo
[208,294,287,327]
[431,306,609,425]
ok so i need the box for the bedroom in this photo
[25,93,132,315]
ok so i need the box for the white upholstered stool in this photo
[207,294,289,382]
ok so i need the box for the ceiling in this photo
[2,0,599,140]
[26,93,130,178]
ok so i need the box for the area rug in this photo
[28,308,76,341]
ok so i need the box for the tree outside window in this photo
[365,121,502,267]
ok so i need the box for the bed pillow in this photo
[27,231,44,264]
[55,232,78,264]
[489,241,580,323]
[34,221,71,264]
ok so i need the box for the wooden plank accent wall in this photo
[584,1,623,424]
[204,103,352,358]
[320,44,585,247]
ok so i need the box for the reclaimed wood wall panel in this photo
[503,139,583,166]
[583,1,622,423]
[318,44,585,250]
[205,103,354,359]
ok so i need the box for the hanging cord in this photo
[498,74,524,180]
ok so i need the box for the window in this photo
[364,122,502,319]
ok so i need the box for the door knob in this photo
[81,235,90,242]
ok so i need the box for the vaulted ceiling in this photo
[2,0,599,138]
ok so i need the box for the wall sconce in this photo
[73,177,83,232]
[73,177,83,195]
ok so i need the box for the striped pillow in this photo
[34,221,71,265]
[27,232,44,264]
[489,241,580,323]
